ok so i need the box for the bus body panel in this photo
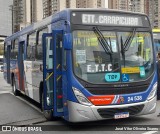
[67,96,156,122]
[70,73,157,104]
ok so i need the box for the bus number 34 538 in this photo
[128,96,142,102]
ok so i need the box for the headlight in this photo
[147,82,157,101]
[72,87,92,106]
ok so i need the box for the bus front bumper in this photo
[67,96,156,122]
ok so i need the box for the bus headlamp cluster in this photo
[147,82,157,101]
[72,87,92,106]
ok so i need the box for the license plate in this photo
[114,112,129,119]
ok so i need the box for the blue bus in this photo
[4,9,157,122]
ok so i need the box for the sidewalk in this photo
[0,72,12,93]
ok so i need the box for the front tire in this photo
[12,77,19,96]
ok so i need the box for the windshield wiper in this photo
[121,28,136,67]
[93,27,113,61]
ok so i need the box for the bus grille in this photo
[86,85,149,95]
[97,104,144,118]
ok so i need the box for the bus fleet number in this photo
[128,96,142,102]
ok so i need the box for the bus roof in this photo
[5,8,148,43]
[69,8,147,15]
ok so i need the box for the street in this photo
[0,72,160,134]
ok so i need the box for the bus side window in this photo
[11,39,18,60]
[10,41,14,59]
[36,28,48,61]
[14,39,19,59]
[27,32,36,61]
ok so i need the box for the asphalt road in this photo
[0,72,160,134]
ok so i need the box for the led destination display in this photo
[82,14,142,26]
[71,12,149,27]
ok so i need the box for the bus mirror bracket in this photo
[64,33,72,50]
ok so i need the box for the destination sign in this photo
[82,14,142,26]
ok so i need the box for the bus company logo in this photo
[88,96,115,105]
[118,96,125,104]
[90,98,111,102]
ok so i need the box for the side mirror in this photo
[63,33,72,50]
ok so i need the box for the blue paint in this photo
[122,74,129,82]
[140,66,145,78]
[105,73,120,82]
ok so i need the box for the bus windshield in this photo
[73,30,154,84]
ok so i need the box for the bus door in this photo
[18,41,25,92]
[43,30,64,117]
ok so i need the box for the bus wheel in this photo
[12,77,18,96]
[41,93,56,121]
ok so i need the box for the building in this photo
[31,0,43,23]
[128,0,144,13]
[108,0,160,28]
[108,0,129,11]
[159,0,160,28]
[108,0,118,9]
[0,0,13,36]
[0,0,12,55]
[43,0,76,18]
[108,0,144,12]
[101,0,107,8]
[143,0,159,28]
[43,0,106,18]
[13,0,43,33]
[76,0,106,8]
[147,0,159,28]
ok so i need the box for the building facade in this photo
[43,0,76,18]
[76,0,106,8]
[159,0,160,28]
[128,0,144,13]
[108,0,144,12]
[0,0,13,36]
[148,0,159,28]
[108,0,160,28]
[43,0,106,18]
[0,0,12,55]
[13,0,43,33]
[108,0,129,11]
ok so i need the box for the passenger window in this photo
[10,41,14,59]
[27,32,36,60]
[36,28,48,60]
[14,39,19,59]
[11,39,18,59]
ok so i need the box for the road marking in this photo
[142,131,158,134]
[0,91,11,94]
